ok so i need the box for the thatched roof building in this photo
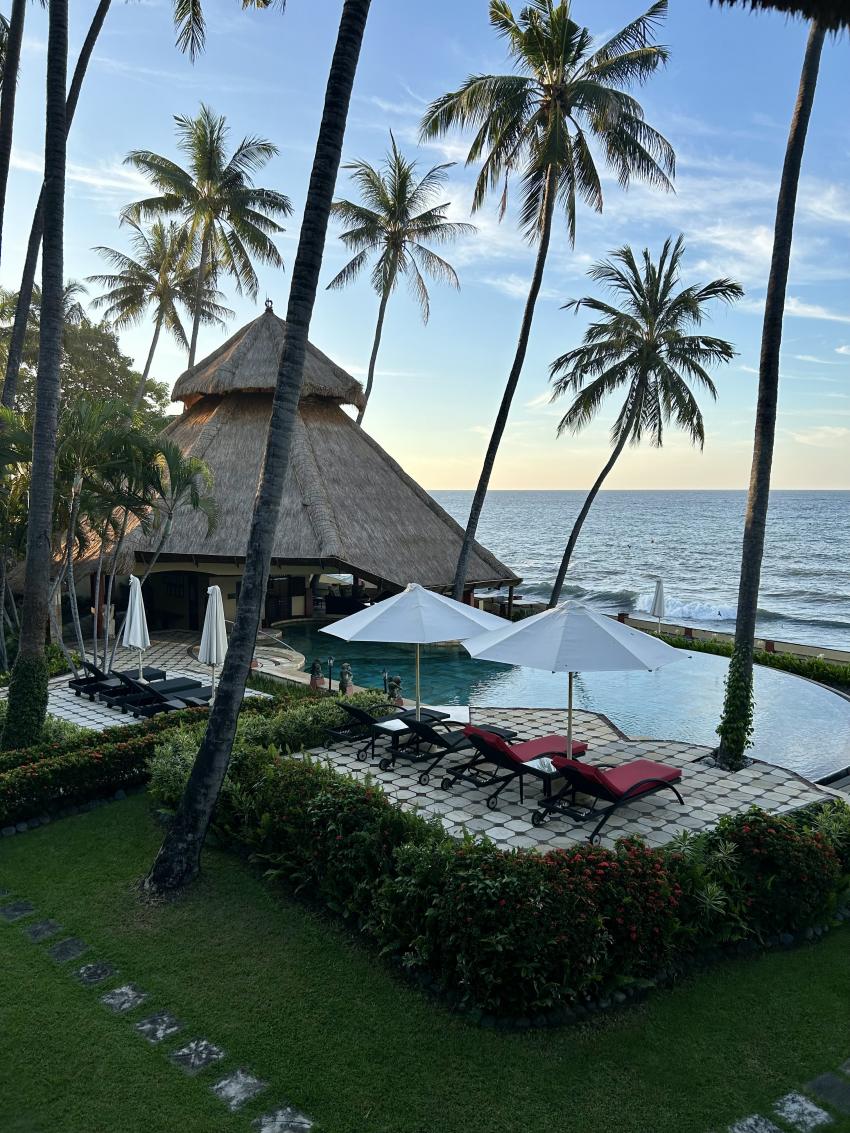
[95,305,518,628]
[711,0,849,29]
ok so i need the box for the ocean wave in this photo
[635,592,737,621]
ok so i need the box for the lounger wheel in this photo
[418,772,430,786]
[532,810,545,827]
[356,751,368,763]
[486,796,499,811]
[440,777,453,791]
[378,757,392,772]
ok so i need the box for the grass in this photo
[1,795,849,1133]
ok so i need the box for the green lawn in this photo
[1,794,849,1133]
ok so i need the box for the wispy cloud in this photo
[525,391,552,409]
[784,298,850,324]
[837,345,850,356]
[477,272,561,302]
[794,354,844,365]
[11,149,150,202]
[790,425,850,447]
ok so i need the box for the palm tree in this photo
[0,0,68,751]
[89,220,233,409]
[1,0,112,410]
[716,19,827,770]
[327,133,474,425]
[420,0,675,600]
[145,0,372,894]
[123,105,293,368]
[547,238,742,607]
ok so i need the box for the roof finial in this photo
[264,297,273,313]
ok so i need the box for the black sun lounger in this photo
[68,660,167,700]
[99,671,205,713]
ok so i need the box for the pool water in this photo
[282,620,850,783]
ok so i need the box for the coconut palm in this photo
[0,0,68,752]
[547,238,742,607]
[123,105,293,368]
[420,0,675,599]
[327,133,474,425]
[145,0,372,894]
[716,19,827,770]
[89,220,233,409]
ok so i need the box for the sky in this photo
[2,0,849,490]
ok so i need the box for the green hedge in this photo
[662,633,850,694]
[148,736,850,1018]
[0,643,70,690]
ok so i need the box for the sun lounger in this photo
[68,660,167,700]
[440,726,588,810]
[531,757,683,842]
[99,672,207,714]
[326,703,451,764]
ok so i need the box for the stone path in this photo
[728,1072,850,1131]
[0,890,312,1130]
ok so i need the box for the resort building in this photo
[87,303,518,631]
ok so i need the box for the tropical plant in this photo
[716,20,827,771]
[0,404,30,672]
[420,0,675,599]
[0,0,68,752]
[123,104,292,368]
[144,0,373,894]
[547,237,742,606]
[89,220,233,408]
[1,0,112,411]
[327,132,474,425]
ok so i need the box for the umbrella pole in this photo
[567,670,574,756]
[138,649,143,680]
[415,643,421,721]
[211,663,216,703]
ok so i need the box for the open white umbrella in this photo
[463,601,682,756]
[121,575,150,678]
[199,585,228,700]
[650,579,666,635]
[321,582,505,718]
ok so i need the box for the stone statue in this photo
[339,662,354,696]
[387,674,403,706]
[309,659,325,691]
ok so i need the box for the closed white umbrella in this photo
[321,582,506,718]
[650,579,666,635]
[463,601,682,757]
[199,585,228,700]
[121,575,151,678]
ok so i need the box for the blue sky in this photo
[3,0,849,488]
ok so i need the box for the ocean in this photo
[431,490,850,654]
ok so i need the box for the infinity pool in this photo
[282,620,850,782]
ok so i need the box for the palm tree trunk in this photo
[132,310,164,410]
[91,533,105,666]
[186,232,211,370]
[0,0,26,270]
[0,0,111,409]
[356,287,389,427]
[716,20,825,769]
[145,0,371,894]
[64,486,86,661]
[548,420,635,608]
[0,559,8,672]
[451,165,558,600]
[0,0,68,750]
[102,510,127,667]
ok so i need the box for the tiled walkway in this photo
[308,707,838,850]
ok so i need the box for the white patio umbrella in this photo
[321,582,506,718]
[650,579,666,635]
[463,602,682,756]
[199,585,228,700]
[121,575,150,678]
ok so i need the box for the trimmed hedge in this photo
[662,633,850,694]
[148,738,850,1018]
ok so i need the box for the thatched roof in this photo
[95,392,518,591]
[172,303,367,410]
[711,0,850,28]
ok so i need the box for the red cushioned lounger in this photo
[532,757,684,842]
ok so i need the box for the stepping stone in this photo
[841,1060,850,1078]
[252,1106,313,1132]
[0,887,9,897]
[0,900,35,922]
[48,937,88,963]
[170,1038,226,1076]
[135,1012,183,1044]
[74,962,115,987]
[808,1074,850,1116]
[24,919,62,943]
[773,1093,833,1130]
[729,1119,783,1133]
[99,984,148,1013]
[212,1068,268,1111]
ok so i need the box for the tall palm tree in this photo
[420,0,675,600]
[716,19,827,770]
[547,237,742,607]
[123,105,293,369]
[1,0,112,410]
[89,220,233,409]
[327,133,474,425]
[145,0,372,894]
[0,0,68,752]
